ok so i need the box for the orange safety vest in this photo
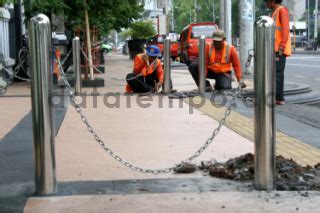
[272,6,292,56]
[207,42,232,73]
[53,48,61,78]
[125,54,161,92]
[136,53,160,77]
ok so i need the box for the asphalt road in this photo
[286,54,320,91]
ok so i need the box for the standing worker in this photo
[266,0,292,105]
[125,45,163,94]
[189,30,244,91]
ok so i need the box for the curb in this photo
[185,96,320,166]
[293,51,320,55]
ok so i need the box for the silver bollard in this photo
[198,35,206,95]
[254,16,276,190]
[73,37,82,95]
[29,14,57,195]
[163,36,171,93]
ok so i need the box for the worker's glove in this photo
[240,82,246,89]
[238,80,246,89]
[278,46,284,56]
[276,47,284,61]
[155,81,162,92]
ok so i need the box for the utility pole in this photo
[165,0,169,34]
[115,31,118,49]
[194,0,197,22]
[240,0,254,74]
[219,0,225,30]
[224,0,232,44]
[314,0,318,50]
[171,0,175,32]
[212,0,215,23]
[308,0,311,43]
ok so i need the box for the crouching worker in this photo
[189,30,243,91]
[125,45,163,94]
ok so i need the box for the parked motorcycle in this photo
[101,42,113,55]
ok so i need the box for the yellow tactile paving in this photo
[186,96,320,166]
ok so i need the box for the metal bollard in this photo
[254,16,276,190]
[29,14,57,195]
[198,35,206,95]
[73,37,82,95]
[163,36,171,93]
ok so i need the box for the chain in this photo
[244,49,254,74]
[80,48,104,74]
[0,65,10,95]
[61,50,72,66]
[183,93,236,164]
[0,49,72,95]
[0,48,31,94]
[57,54,235,174]
[236,49,254,101]
[0,64,7,95]
[57,59,175,173]
[3,65,30,85]
[13,48,32,82]
[0,87,6,95]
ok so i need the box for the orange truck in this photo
[150,33,179,61]
[179,22,219,65]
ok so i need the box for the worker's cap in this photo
[146,45,161,57]
[212,30,225,41]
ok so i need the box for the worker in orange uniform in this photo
[188,30,243,91]
[266,0,291,105]
[53,47,61,84]
[126,45,163,93]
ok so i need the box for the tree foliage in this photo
[125,20,156,39]
[23,0,144,35]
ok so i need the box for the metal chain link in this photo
[58,54,236,174]
[237,49,254,102]
[0,49,72,95]
[244,49,254,74]
[0,48,31,95]
[1,65,29,93]
[13,48,32,82]
[0,88,6,95]
[61,50,72,66]
[80,48,104,74]
[184,99,235,164]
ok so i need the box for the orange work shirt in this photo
[133,53,164,83]
[272,6,290,51]
[125,54,164,92]
[205,43,242,81]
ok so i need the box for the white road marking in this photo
[287,58,320,61]
[287,63,320,68]
[293,75,305,78]
[289,57,320,59]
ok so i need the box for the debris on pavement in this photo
[201,153,320,191]
[174,162,197,173]
[207,153,254,181]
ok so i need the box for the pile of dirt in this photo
[199,153,320,191]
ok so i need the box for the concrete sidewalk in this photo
[0,53,319,212]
